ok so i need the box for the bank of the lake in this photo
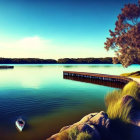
[48,78,140,140]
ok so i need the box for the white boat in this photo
[15,118,25,132]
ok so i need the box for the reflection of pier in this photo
[63,71,132,88]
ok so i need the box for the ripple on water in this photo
[0,64,139,140]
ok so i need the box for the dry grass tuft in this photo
[105,81,140,122]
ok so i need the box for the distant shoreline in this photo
[0,57,117,64]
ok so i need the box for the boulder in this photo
[121,95,140,126]
[121,95,134,106]
[47,111,110,140]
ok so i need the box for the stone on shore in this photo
[47,111,110,140]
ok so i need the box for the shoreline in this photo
[0,57,115,64]
[47,71,140,140]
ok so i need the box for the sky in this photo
[0,0,138,59]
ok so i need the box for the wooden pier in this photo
[0,65,14,69]
[63,75,125,88]
[63,71,132,84]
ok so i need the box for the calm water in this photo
[0,64,140,140]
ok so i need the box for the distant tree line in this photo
[57,57,113,64]
[0,57,115,64]
[0,58,57,64]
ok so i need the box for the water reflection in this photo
[64,75,125,89]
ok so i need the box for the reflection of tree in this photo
[63,65,78,68]
[88,65,114,68]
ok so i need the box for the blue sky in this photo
[0,0,137,59]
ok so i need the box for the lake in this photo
[0,64,140,140]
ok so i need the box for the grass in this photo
[57,81,140,140]
[68,127,79,140]
[105,81,140,122]
[120,71,140,78]
[122,81,140,101]
[76,132,92,140]
[56,127,80,140]
[67,126,92,140]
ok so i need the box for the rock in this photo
[47,133,59,140]
[120,95,140,127]
[60,125,71,132]
[77,123,94,133]
[121,95,134,105]
[89,111,110,129]
[47,111,110,140]
[77,123,101,140]
[79,112,98,124]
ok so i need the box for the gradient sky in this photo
[0,0,137,59]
